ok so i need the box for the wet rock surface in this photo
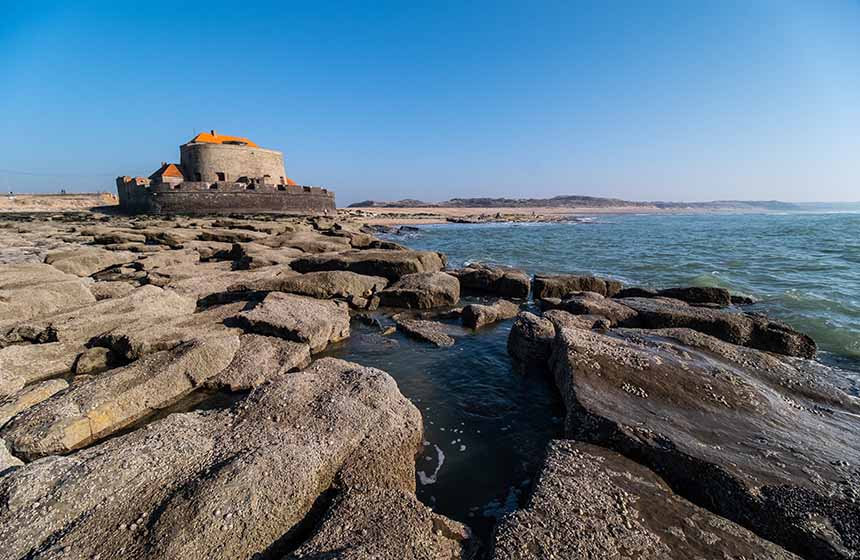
[395,317,456,347]
[619,296,817,357]
[532,273,623,299]
[491,440,802,559]
[461,299,520,328]
[549,325,860,559]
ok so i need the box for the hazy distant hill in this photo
[349,196,801,210]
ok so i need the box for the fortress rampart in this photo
[116,131,335,215]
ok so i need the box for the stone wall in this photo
[116,179,335,215]
[180,143,287,184]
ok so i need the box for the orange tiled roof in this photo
[189,131,258,148]
[285,176,297,186]
[148,163,184,180]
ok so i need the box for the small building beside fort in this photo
[116,131,335,215]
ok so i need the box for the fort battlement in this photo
[116,131,336,215]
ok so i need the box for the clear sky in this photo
[1,0,858,204]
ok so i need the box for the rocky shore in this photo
[0,212,857,559]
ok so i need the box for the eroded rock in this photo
[451,263,530,298]
[232,292,350,353]
[0,358,471,559]
[533,274,622,299]
[395,317,455,347]
[378,272,460,309]
[461,299,519,328]
[549,325,860,558]
[491,440,801,559]
[2,333,240,460]
[291,249,446,281]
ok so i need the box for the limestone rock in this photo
[232,292,350,353]
[542,309,611,331]
[657,286,733,307]
[230,242,303,269]
[291,249,446,281]
[395,317,455,347]
[506,312,554,374]
[491,440,801,559]
[73,346,113,374]
[0,358,465,559]
[450,263,530,298]
[0,438,22,475]
[92,301,246,361]
[1,285,197,347]
[44,247,136,277]
[549,325,860,558]
[0,379,68,428]
[532,274,622,299]
[87,281,137,300]
[557,291,638,326]
[0,342,81,396]
[208,334,311,391]
[461,299,520,328]
[289,488,474,559]
[231,270,388,300]
[378,272,460,309]
[0,279,96,327]
[619,296,816,357]
[2,333,240,460]
[197,228,270,244]
[258,230,353,253]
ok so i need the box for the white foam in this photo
[418,445,445,486]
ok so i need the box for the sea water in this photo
[324,211,860,543]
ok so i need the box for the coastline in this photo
[341,205,776,225]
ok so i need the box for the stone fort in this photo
[116,131,335,215]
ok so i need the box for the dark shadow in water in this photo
[322,318,565,544]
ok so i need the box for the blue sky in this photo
[1,1,858,204]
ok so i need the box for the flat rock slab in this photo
[92,301,247,360]
[555,291,638,326]
[657,286,732,306]
[208,334,311,391]
[1,285,197,348]
[395,318,455,347]
[491,440,801,559]
[44,247,136,277]
[2,333,240,460]
[377,272,460,309]
[461,299,519,328]
[290,249,445,281]
[0,342,82,396]
[619,296,816,357]
[451,263,530,298]
[550,325,860,559]
[0,378,68,428]
[231,269,388,300]
[232,292,350,353]
[0,358,471,559]
[0,279,96,327]
[533,274,623,299]
[258,230,353,253]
